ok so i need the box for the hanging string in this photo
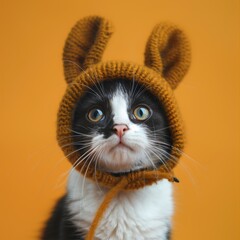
[85,171,178,240]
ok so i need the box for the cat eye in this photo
[133,106,151,121]
[88,108,104,122]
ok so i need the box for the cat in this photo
[41,78,174,240]
[41,15,191,240]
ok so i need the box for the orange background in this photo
[1,0,239,239]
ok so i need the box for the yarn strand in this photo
[85,171,177,240]
[85,177,128,240]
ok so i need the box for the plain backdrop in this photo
[1,0,239,239]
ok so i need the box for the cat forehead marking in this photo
[110,87,130,125]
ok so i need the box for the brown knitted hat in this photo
[57,16,190,189]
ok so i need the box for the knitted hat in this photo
[57,16,190,239]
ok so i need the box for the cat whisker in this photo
[143,150,159,181]
[81,146,101,196]
[94,77,106,99]
[72,133,93,138]
[134,86,147,100]
[68,128,83,135]
[150,140,201,167]
[150,146,197,186]
[133,85,147,102]
[144,150,158,170]
[129,77,138,101]
[81,159,94,195]
[148,131,200,168]
[171,147,201,167]
[78,82,104,100]
[129,75,136,100]
[147,147,171,173]
[61,141,92,149]
[67,146,98,179]
[161,149,197,186]
[70,145,100,172]
[57,147,99,190]
[152,125,176,132]
[148,139,172,147]
[63,59,105,99]
[76,159,92,204]
[68,128,95,138]
[94,148,105,193]
[59,146,87,162]
[74,124,94,131]
[86,67,106,99]
[74,146,98,178]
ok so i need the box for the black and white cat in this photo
[42,78,174,240]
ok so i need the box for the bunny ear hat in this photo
[57,16,190,239]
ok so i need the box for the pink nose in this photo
[113,124,129,138]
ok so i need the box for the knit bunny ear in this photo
[144,23,191,89]
[63,16,113,84]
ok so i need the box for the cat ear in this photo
[63,16,113,84]
[144,23,191,89]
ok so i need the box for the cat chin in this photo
[96,149,148,173]
[109,142,135,153]
[96,157,136,173]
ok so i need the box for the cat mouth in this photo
[109,142,134,152]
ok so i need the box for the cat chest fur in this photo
[67,170,173,240]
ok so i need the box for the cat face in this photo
[72,79,172,174]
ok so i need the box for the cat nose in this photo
[112,124,129,138]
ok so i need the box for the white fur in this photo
[67,86,174,239]
[111,87,131,125]
[67,169,173,240]
[91,87,155,173]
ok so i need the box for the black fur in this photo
[72,79,172,170]
[167,229,172,240]
[41,196,84,240]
